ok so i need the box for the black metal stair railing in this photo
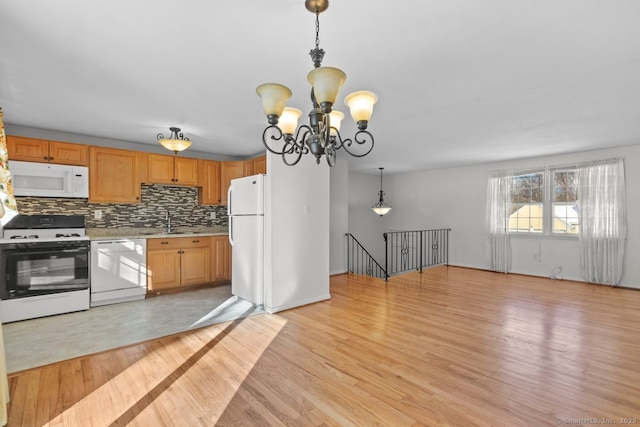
[384,229,451,276]
[345,233,388,280]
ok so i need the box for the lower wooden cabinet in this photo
[147,235,230,292]
[211,236,231,281]
[147,237,211,291]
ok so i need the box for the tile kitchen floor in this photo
[3,284,264,373]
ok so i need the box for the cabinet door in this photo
[174,157,199,186]
[220,161,245,205]
[181,247,210,286]
[147,154,175,184]
[89,147,142,203]
[211,236,231,281]
[6,136,49,162]
[253,155,267,175]
[48,141,89,166]
[198,160,221,205]
[147,249,181,291]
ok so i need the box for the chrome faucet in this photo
[166,211,174,233]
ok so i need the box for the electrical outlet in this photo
[94,209,102,220]
[210,212,216,220]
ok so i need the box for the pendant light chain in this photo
[309,7,325,68]
[315,8,321,51]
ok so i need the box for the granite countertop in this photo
[87,227,228,240]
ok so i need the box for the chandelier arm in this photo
[330,128,345,150]
[338,130,375,158]
[261,125,289,155]
[282,143,304,165]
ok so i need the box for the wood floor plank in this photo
[6,266,640,426]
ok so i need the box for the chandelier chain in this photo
[314,8,320,51]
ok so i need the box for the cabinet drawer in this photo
[147,236,210,250]
[177,236,210,248]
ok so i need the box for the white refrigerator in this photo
[228,174,265,306]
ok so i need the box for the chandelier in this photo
[256,0,378,167]
[157,127,191,155]
[372,167,392,216]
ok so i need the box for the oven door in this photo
[0,241,90,299]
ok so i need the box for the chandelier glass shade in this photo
[157,127,191,155]
[256,0,378,167]
[372,167,392,217]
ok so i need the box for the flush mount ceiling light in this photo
[256,0,378,167]
[372,167,392,217]
[157,127,192,155]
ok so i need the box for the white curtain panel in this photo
[486,170,513,273]
[577,158,627,285]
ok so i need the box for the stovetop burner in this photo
[56,233,81,238]
[1,215,87,242]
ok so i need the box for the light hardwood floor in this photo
[6,266,640,426]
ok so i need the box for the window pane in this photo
[553,170,577,202]
[553,203,579,234]
[509,202,543,233]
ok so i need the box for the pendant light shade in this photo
[345,90,378,126]
[157,127,192,155]
[328,110,344,136]
[307,66,347,111]
[256,83,292,119]
[278,107,302,135]
[372,167,392,217]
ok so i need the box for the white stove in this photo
[0,215,91,323]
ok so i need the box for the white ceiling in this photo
[1,0,639,175]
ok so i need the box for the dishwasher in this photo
[90,239,147,307]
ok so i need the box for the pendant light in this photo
[256,0,378,167]
[372,167,392,217]
[157,127,192,155]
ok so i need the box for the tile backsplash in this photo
[14,184,228,229]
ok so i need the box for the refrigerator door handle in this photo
[227,184,233,215]
[229,216,234,246]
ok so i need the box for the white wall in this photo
[264,151,331,312]
[347,171,388,264]
[329,159,349,275]
[348,144,640,288]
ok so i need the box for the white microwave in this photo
[9,161,89,198]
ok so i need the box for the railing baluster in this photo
[345,233,388,280]
[384,229,451,276]
[345,229,449,281]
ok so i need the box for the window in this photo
[508,169,578,235]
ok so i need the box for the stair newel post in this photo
[383,232,388,281]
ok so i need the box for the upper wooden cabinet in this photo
[7,135,88,166]
[89,146,143,203]
[147,154,198,186]
[243,159,254,176]
[253,155,266,175]
[198,159,221,205]
[220,161,245,205]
